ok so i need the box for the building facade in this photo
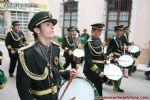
[0,0,48,40]
[0,0,149,63]
[48,0,150,64]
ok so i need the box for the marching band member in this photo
[107,25,124,92]
[62,27,78,69]
[120,26,136,76]
[83,23,110,97]
[16,11,79,100]
[5,21,27,77]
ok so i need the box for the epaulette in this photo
[18,42,34,53]
[52,41,60,47]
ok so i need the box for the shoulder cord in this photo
[66,36,75,47]
[88,40,103,55]
[10,31,21,41]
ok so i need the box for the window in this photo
[61,0,78,36]
[11,11,29,35]
[105,0,132,41]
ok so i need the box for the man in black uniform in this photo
[120,26,136,76]
[5,21,27,77]
[83,23,109,97]
[16,11,79,100]
[120,26,131,46]
[62,27,78,69]
[107,25,124,92]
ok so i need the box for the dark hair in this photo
[92,28,97,31]
[32,25,41,41]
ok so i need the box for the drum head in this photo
[73,49,85,57]
[104,64,123,80]
[128,45,140,53]
[58,77,94,100]
[118,55,134,67]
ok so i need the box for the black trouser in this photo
[87,76,103,96]
[63,54,77,69]
[9,53,18,75]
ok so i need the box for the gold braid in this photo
[19,50,49,81]
[88,42,103,56]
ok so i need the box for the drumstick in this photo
[116,59,130,62]
[59,78,73,100]
[59,68,78,100]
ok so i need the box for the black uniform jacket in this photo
[16,41,70,100]
[5,31,26,56]
[120,34,131,46]
[62,35,77,58]
[83,36,106,79]
[106,36,123,58]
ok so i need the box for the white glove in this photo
[69,50,73,55]
[11,50,15,54]
[99,72,105,78]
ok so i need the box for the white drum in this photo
[128,45,140,53]
[58,77,95,100]
[118,55,134,67]
[73,49,85,57]
[104,63,123,80]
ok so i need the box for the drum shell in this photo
[58,77,95,100]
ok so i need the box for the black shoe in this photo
[144,73,150,80]
[9,74,13,77]
[117,88,124,92]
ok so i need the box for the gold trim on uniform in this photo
[113,52,121,56]
[10,31,21,41]
[18,43,49,80]
[92,60,105,64]
[96,70,100,74]
[6,45,12,49]
[90,64,98,72]
[88,42,103,56]
[35,16,49,26]
[65,36,75,47]
[59,70,65,74]
[54,56,59,65]
[31,86,57,96]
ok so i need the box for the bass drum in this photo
[58,77,95,100]
[128,45,141,58]
[104,63,123,80]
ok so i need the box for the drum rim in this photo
[58,77,95,100]
[128,45,141,52]
[104,63,123,80]
[58,77,95,96]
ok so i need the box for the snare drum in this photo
[58,77,95,100]
[73,49,85,64]
[118,55,134,67]
[104,63,123,80]
[128,45,141,58]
